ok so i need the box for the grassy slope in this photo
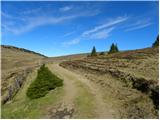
[60,47,159,118]
[1,45,46,101]
[1,69,64,118]
[1,45,94,119]
[61,47,159,82]
[1,65,97,119]
[1,45,45,71]
[1,46,159,119]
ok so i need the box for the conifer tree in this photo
[115,44,119,52]
[152,35,159,47]
[108,43,119,54]
[91,46,97,56]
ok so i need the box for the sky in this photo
[1,1,159,57]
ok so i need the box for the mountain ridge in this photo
[1,45,47,58]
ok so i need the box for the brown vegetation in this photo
[60,47,159,118]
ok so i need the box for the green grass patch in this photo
[2,87,64,119]
[74,82,97,118]
[26,64,63,99]
[2,65,64,119]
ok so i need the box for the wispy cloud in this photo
[60,6,72,12]
[82,16,128,37]
[88,27,115,39]
[2,8,100,35]
[62,16,128,47]
[125,19,152,32]
[22,8,42,15]
[62,28,114,47]
[2,15,79,35]
[1,11,26,21]
[125,23,152,31]
[62,38,80,47]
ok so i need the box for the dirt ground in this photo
[46,63,115,118]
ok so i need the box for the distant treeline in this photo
[89,35,159,57]
[1,45,47,58]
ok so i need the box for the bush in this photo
[91,46,97,56]
[26,64,63,99]
[100,52,105,55]
[108,43,119,54]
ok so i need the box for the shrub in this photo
[108,43,119,54]
[152,35,159,47]
[91,46,97,56]
[100,52,105,55]
[26,64,63,99]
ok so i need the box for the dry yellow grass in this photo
[1,45,46,104]
[60,47,159,118]
[1,45,159,119]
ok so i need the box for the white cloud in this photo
[1,11,25,21]
[22,8,42,15]
[2,15,78,35]
[82,16,128,37]
[62,16,128,47]
[2,4,102,35]
[125,23,152,31]
[88,27,115,39]
[125,20,153,32]
[60,6,72,12]
[62,38,80,47]
[62,28,114,47]
[2,10,100,35]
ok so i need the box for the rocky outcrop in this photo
[2,68,32,104]
[108,69,159,109]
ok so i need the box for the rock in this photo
[63,115,70,119]
[15,79,20,89]
[8,86,14,100]
[57,107,64,112]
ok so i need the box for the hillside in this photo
[46,53,88,63]
[60,47,159,118]
[1,45,46,71]
[1,46,159,119]
[1,45,46,104]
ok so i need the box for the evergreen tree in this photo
[91,46,97,56]
[108,43,119,54]
[152,35,159,47]
[115,44,119,52]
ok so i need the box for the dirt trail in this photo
[48,63,114,118]
[48,63,77,118]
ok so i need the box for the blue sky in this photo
[1,1,159,57]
